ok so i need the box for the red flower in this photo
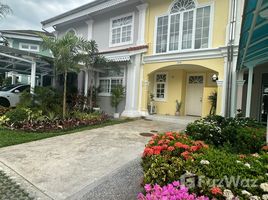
[190,145,200,152]
[162,144,168,150]
[165,132,173,136]
[262,146,268,151]
[149,140,154,145]
[143,147,154,157]
[167,146,175,151]
[181,151,192,160]
[168,136,175,140]
[158,140,164,145]
[175,142,190,149]
[210,187,222,195]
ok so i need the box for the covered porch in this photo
[236,0,268,142]
[141,58,225,118]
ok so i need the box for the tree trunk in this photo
[63,70,67,118]
[89,79,93,110]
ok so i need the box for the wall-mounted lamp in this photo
[212,74,218,82]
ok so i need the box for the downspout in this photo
[225,0,237,117]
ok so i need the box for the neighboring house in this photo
[236,0,268,124]
[140,0,244,117]
[42,0,148,116]
[0,30,53,86]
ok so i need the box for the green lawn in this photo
[0,119,133,148]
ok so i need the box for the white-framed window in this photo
[110,13,134,47]
[155,73,168,101]
[19,43,40,52]
[155,0,212,54]
[98,67,125,96]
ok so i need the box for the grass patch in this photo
[0,118,134,148]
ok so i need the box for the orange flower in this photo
[165,132,173,136]
[239,154,246,159]
[210,187,222,195]
[175,142,190,149]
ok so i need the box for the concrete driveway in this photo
[0,120,186,200]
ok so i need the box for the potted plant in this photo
[175,100,182,116]
[111,85,125,118]
[208,91,217,115]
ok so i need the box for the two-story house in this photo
[140,0,244,117]
[42,0,148,117]
[0,30,53,86]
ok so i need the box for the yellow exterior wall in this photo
[141,0,229,117]
[145,0,229,55]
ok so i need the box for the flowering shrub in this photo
[185,116,265,153]
[137,181,209,200]
[143,132,208,160]
[141,132,268,200]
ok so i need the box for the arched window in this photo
[170,0,196,13]
[155,0,211,53]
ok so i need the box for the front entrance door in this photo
[186,74,204,116]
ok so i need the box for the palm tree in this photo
[41,33,83,118]
[0,1,12,19]
[81,40,109,109]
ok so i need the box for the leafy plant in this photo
[40,33,84,118]
[4,108,28,124]
[18,86,62,116]
[111,85,125,113]
[208,91,217,115]
[185,116,265,153]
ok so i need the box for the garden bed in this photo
[138,116,268,200]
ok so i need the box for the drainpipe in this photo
[225,0,237,117]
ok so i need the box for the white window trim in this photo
[98,76,125,96]
[154,72,168,102]
[19,42,40,52]
[154,1,214,55]
[109,12,135,48]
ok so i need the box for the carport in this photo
[0,45,53,93]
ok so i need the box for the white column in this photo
[136,3,148,45]
[30,61,36,94]
[121,55,142,117]
[230,56,238,117]
[246,67,254,117]
[40,74,44,86]
[11,72,16,84]
[85,20,94,41]
[84,70,89,96]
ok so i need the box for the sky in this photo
[0,0,94,31]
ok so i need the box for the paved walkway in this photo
[0,120,186,200]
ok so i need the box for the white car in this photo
[0,84,30,107]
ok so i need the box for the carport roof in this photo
[0,45,53,75]
[237,0,268,70]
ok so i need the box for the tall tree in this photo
[41,33,83,118]
[0,1,12,19]
[81,40,110,109]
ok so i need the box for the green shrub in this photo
[188,148,268,198]
[222,126,266,154]
[5,108,28,123]
[18,86,62,116]
[142,155,186,186]
[186,116,265,153]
